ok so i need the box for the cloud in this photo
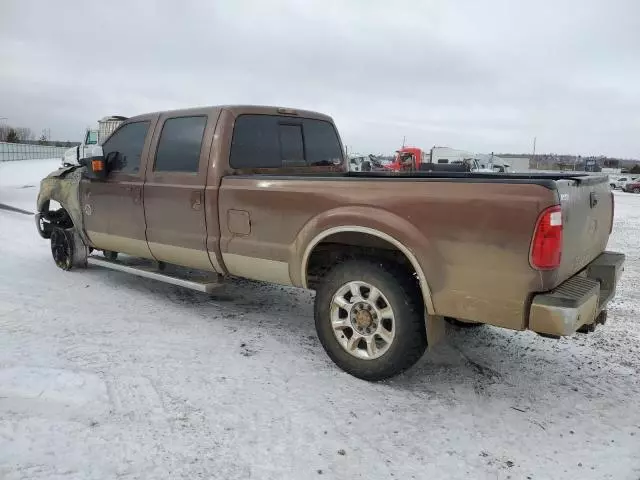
[1,0,638,157]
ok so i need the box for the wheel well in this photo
[41,199,74,229]
[306,232,418,292]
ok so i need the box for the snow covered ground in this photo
[0,161,639,479]
[0,159,62,213]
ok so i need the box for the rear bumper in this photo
[528,251,625,336]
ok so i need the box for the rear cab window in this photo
[230,114,343,169]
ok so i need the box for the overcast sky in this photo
[1,0,639,157]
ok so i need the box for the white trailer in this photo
[430,147,504,172]
[430,147,476,165]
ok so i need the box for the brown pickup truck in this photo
[35,105,625,380]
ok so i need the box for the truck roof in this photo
[125,105,334,123]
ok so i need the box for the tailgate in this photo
[555,176,613,283]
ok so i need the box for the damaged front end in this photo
[35,166,91,246]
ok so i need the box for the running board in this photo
[87,256,223,293]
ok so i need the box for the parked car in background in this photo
[623,180,640,193]
[612,176,639,190]
[609,176,619,189]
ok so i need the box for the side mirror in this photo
[82,146,108,180]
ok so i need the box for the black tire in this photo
[314,258,427,381]
[50,227,74,271]
[50,227,88,271]
[444,317,484,328]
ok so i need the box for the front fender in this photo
[291,205,438,314]
[37,167,91,246]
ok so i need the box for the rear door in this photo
[143,111,219,271]
[218,114,344,284]
[81,119,156,258]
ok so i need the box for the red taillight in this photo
[530,205,563,270]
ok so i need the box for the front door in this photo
[81,118,157,258]
[142,112,216,271]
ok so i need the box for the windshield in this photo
[85,130,98,145]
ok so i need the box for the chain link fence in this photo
[0,142,71,162]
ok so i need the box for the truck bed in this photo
[233,171,608,189]
[347,170,605,184]
[225,169,612,323]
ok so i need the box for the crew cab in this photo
[35,105,625,380]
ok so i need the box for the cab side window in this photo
[230,114,343,169]
[154,116,207,173]
[229,115,282,168]
[102,121,150,174]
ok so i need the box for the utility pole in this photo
[402,136,406,148]
[532,136,537,169]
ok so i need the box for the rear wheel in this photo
[314,259,427,381]
[633,187,640,194]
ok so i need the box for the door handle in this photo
[191,191,203,210]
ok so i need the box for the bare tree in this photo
[15,127,34,142]
[7,128,19,143]
[39,129,48,145]
[0,125,9,142]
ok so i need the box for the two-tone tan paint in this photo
[80,112,159,259]
[142,107,221,271]
[216,176,558,329]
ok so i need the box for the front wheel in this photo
[50,227,88,271]
[634,187,640,194]
[314,259,427,381]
